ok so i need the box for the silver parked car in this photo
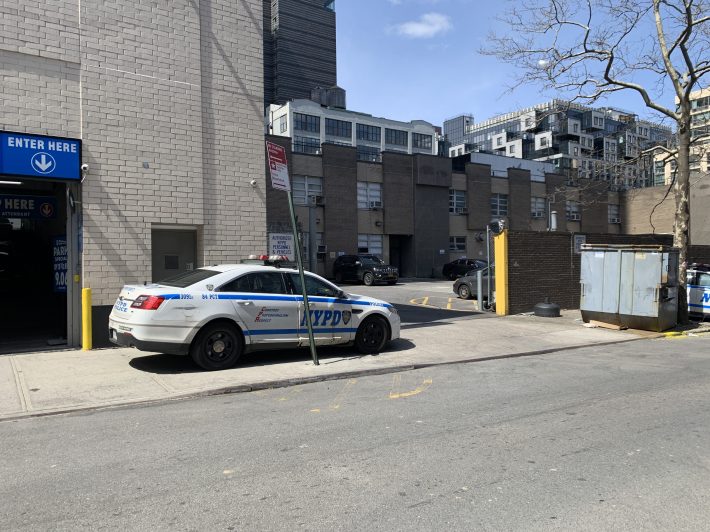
[453,264,495,300]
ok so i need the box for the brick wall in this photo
[505,230,710,314]
[0,0,266,307]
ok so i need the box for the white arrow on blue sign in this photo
[31,152,56,174]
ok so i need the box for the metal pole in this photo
[287,190,318,365]
[486,225,491,308]
[308,198,317,272]
[477,270,483,312]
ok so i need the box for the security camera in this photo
[80,163,89,171]
[249,179,257,187]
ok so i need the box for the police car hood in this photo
[344,292,393,308]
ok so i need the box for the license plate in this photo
[114,300,130,313]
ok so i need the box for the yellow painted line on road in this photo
[409,296,431,307]
[446,298,453,310]
[389,376,433,399]
[329,379,357,411]
[310,408,321,413]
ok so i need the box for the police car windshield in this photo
[157,268,220,288]
[359,255,384,265]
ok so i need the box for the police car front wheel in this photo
[190,322,244,371]
[355,316,389,354]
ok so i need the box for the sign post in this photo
[266,141,319,365]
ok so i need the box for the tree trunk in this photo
[674,123,691,325]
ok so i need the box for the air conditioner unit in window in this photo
[568,213,581,221]
[311,195,325,205]
[609,217,621,224]
[369,200,383,209]
[531,211,544,218]
[317,244,327,253]
[455,207,468,215]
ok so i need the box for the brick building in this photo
[0,1,265,349]
[264,135,625,279]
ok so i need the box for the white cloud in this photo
[392,13,452,39]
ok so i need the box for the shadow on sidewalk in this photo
[128,338,417,375]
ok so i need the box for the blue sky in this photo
[335,0,670,128]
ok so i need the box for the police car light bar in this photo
[131,295,165,310]
[247,254,289,261]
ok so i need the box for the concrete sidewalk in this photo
[0,311,653,421]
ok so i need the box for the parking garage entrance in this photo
[0,182,73,353]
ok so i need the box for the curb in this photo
[0,335,644,423]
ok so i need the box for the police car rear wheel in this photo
[355,316,389,354]
[190,322,243,371]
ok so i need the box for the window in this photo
[385,128,408,146]
[356,145,380,162]
[220,272,287,294]
[608,204,621,224]
[293,136,320,154]
[525,117,533,127]
[293,112,320,133]
[292,175,323,205]
[509,144,516,154]
[325,118,351,138]
[497,137,503,146]
[449,236,466,252]
[531,196,546,218]
[490,193,508,217]
[158,268,220,288]
[540,136,548,148]
[357,182,383,209]
[357,234,383,256]
[573,123,579,133]
[274,115,287,133]
[412,133,432,150]
[290,273,339,297]
[573,146,579,156]
[566,201,581,221]
[449,189,466,213]
[356,124,381,142]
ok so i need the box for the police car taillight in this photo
[131,295,165,310]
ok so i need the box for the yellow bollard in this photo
[494,230,509,316]
[82,288,92,350]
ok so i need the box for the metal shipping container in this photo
[580,244,679,332]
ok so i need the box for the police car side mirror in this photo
[337,290,347,299]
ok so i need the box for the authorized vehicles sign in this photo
[268,233,295,261]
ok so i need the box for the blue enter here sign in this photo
[0,131,82,181]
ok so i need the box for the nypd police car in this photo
[108,264,400,370]
[687,263,710,318]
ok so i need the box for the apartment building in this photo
[0,0,265,349]
[444,100,673,189]
[266,99,439,161]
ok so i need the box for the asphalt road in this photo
[2,337,710,531]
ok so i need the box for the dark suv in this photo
[333,254,398,286]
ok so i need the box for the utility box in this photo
[580,244,679,332]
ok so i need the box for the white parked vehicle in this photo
[687,264,710,318]
[109,264,400,370]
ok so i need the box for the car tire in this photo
[334,271,343,283]
[190,321,243,371]
[355,315,389,354]
[458,284,472,300]
[363,272,375,286]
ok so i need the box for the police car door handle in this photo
[237,301,253,306]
